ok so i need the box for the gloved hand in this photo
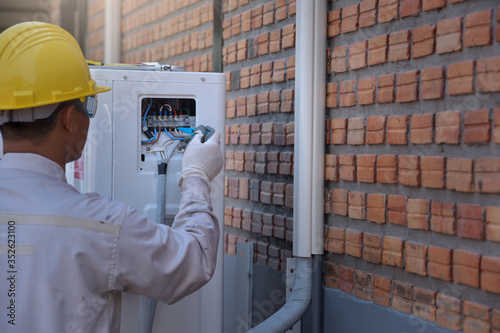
[178,130,223,188]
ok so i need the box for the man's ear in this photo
[59,105,78,133]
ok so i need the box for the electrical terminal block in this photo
[147,115,190,128]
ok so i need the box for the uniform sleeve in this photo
[109,176,220,305]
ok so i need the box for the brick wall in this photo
[323,0,500,331]
[85,0,214,71]
[222,0,297,273]
[87,0,105,61]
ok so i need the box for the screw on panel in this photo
[200,77,206,82]
[146,147,151,151]
[123,75,128,80]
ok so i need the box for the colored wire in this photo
[180,108,190,116]
[142,128,158,143]
[164,129,184,140]
[142,98,153,129]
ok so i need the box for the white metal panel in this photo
[86,68,225,333]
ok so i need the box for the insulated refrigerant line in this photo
[144,161,168,333]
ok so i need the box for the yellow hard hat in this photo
[0,21,110,111]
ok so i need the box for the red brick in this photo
[373,276,391,307]
[494,109,500,143]
[333,188,349,216]
[325,155,339,182]
[405,242,428,276]
[354,270,373,301]
[447,158,474,192]
[497,6,500,43]
[327,227,345,254]
[423,0,446,11]
[286,56,295,80]
[377,155,397,184]
[399,155,420,187]
[421,156,445,188]
[464,300,491,322]
[400,0,421,18]
[324,261,339,288]
[349,41,367,70]
[358,77,376,105]
[339,154,356,182]
[339,80,356,107]
[359,0,378,28]
[436,17,462,54]
[331,118,347,144]
[328,9,342,38]
[421,66,444,100]
[387,115,409,144]
[367,193,386,224]
[481,256,500,294]
[412,24,435,58]
[389,30,410,62]
[347,117,365,145]
[377,74,395,103]
[357,154,376,183]
[453,249,480,287]
[476,56,500,93]
[326,82,338,109]
[437,293,461,313]
[435,110,460,144]
[282,24,296,49]
[464,318,490,333]
[411,113,433,144]
[342,4,359,34]
[269,31,281,54]
[428,246,452,281]
[447,60,474,95]
[366,116,386,144]
[363,233,382,264]
[368,34,388,66]
[464,109,490,143]
[346,229,363,257]
[392,281,412,313]
[413,288,437,322]
[486,206,500,242]
[475,158,500,193]
[379,0,399,23]
[397,70,419,103]
[387,195,407,226]
[252,5,263,30]
[348,191,366,220]
[330,46,347,73]
[436,308,461,331]
[407,199,429,230]
[263,2,275,26]
[338,265,354,294]
[464,10,492,47]
[383,236,403,267]
[430,201,456,235]
[457,204,484,240]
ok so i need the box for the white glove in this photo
[178,130,223,188]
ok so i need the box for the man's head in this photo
[0,21,109,167]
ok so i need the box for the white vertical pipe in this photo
[105,0,121,63]
[293,0,315,258]
[311,0,326,255]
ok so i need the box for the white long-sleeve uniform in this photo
[0,153,219,332]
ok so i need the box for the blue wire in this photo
[164,129,184,140]
[142,98,153,129]
[142,129,158,143]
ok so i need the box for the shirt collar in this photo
[0,153,68,183]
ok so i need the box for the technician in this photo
[0,22,223,332]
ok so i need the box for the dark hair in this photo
[0,104,66,144]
